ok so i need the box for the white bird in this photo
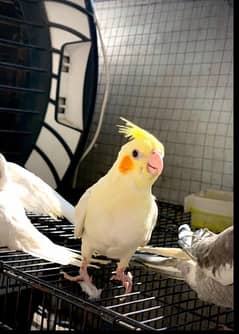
[135,224,233,309]
[0,153,82,266]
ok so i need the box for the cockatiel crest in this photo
[118,117,164,158]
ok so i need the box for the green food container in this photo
[184,189,233,233]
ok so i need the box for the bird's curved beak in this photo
[147,150,164,176]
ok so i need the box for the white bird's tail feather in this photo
[7,162,75,223]
[18,224,108,268]
[24,241,83,267]
[8,210,82,267]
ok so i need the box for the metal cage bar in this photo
[0,202,234,331]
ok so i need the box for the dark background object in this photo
[0,0,51,165]
[0,0,98,199]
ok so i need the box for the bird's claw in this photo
[111,269,133,295]
[61,271,92,284]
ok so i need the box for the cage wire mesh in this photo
[0,202,234,331]
[77,0,233,205]
[0,0,233,331]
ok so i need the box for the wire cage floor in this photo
[0,202,234,331]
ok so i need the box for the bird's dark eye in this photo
[132,149,139,158]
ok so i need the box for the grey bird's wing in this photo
[133,223,233,309]
[178,224,233,286]
[174,224,234,308]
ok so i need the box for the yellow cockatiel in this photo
[64,118,165,298]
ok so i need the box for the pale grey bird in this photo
[134,224,233,309]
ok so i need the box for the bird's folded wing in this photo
[7,162,74,222]
[143,200,158,246]
[190,225,233,286]
[74,187,92,238]
[178,224,233,286]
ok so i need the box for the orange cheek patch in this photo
[119,155,134,174]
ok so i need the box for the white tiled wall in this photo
[77,0,233,205]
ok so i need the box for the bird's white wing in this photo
[0,154,10,191]
[0,154,109,268]
[7,161,74,223]
[74,187,92,238]
[0,190,82,266]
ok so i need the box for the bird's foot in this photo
[111,267,133,295]
[62,259,92,283]
[62,268,102,300]
[62,271,92,283]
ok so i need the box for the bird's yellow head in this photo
[116,118,164,186]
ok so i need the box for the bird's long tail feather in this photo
[137,246,191,260]
[19,219,112,267]
[132,251,186,280]
[24,242,83,267]
[134,238,194,280]
[133,224,213,279]
[19,230,109,268]
[13,220,82,267]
